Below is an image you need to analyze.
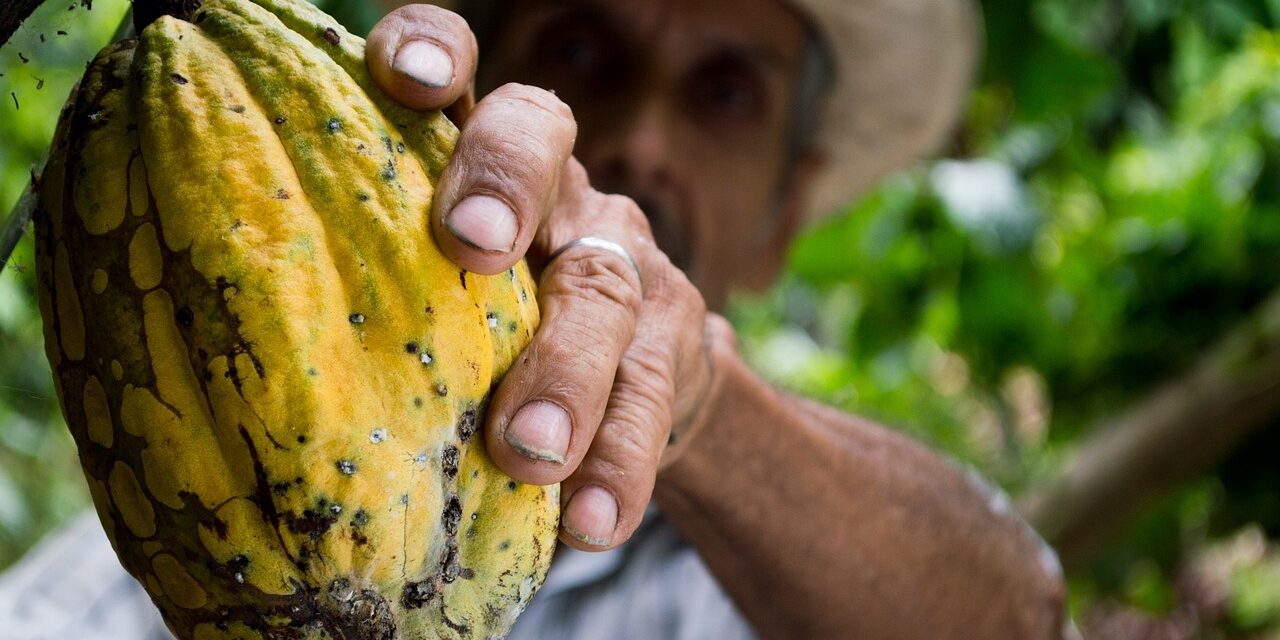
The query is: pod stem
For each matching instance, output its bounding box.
[132,0,202,32]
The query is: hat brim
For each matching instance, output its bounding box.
[791,0,981,218]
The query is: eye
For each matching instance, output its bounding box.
[533,16,617,83]
[686,57,767,124]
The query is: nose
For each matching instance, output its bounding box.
[579,97,676,195]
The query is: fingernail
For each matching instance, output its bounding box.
[563,486,617,547]
[446,195,518,253]
[393,40,455,89]
[505,401,570,464]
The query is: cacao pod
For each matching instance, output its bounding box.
[32,0,558,638]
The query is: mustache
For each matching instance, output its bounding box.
[623,194,693,274]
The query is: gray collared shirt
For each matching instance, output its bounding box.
[0,509,755,639]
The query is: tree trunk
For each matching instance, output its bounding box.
[1018,292,1280,570]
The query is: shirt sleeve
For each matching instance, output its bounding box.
[507,512,758,640]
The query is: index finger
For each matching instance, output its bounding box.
[366,4,478,111]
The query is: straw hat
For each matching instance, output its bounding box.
[790,0,980,217]
[387,0,981,218]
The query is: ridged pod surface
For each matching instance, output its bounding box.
[32,0,557,638]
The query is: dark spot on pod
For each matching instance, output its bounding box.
[323,27,341,46]
[307,367,318,377]
[357,192,370,202]
[472,470,479,479]
[383,137,394,154]
[175,306,194,327]
[471,512,479,521]
[401,580,436,609]
[405,341,418,354]
[274,116,287,125]
[508,321,518,333]
[397,142,406,154]
[327,117,342,133]
[271,481,291,495]
[413,397,423,408]
[170,73,188,84]
[459,270,468,289]
[436,383,448,397]
[286,504,339,540]
[353,509,370,526]
[57,30,67,36]
[459,568,475,580]
[297,435,307,444]
[498,540,510,551]
[275,188,290,200]
[442,494,462,535]
[382,160,397,181]
[507,480,517,491]
[441,541,461,583]
[226,555,250,584]
[457,407,477,443]
[336,459,357,475]
[229,104,246,114]
[425,306,434,315]
[442,445,459,478]
[349,313,365,324]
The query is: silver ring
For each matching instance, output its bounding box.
[548,237,643,288]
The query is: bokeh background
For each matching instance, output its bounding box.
[2,0,1280,637]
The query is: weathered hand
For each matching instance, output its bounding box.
[367,5,730,551]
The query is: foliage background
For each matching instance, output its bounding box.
[2,0,1280,636]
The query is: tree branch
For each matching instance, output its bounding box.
[1019,291,1280,571]
[0,0,44,47]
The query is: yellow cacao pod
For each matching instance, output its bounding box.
[32,1,557,638]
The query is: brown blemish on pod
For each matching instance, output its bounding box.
[457,405,477,442]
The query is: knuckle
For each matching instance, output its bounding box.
[546,249,643,315]
[618,346,676,413]
[599,192,653,236]
[492,83,577,134]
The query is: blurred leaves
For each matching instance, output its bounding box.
[733,0,1280,633]
[0,0,128,574]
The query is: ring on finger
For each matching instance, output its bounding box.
[548,237,643,289]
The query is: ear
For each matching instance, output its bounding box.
[740,150,828,291]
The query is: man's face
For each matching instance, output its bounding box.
[476,0,813,309]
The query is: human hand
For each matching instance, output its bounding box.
[366,5,733,551]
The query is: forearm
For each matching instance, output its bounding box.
[654,348,1069,640]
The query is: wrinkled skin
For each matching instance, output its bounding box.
[366,1,1072,638]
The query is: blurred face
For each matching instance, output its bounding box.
[476,0,816,309]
